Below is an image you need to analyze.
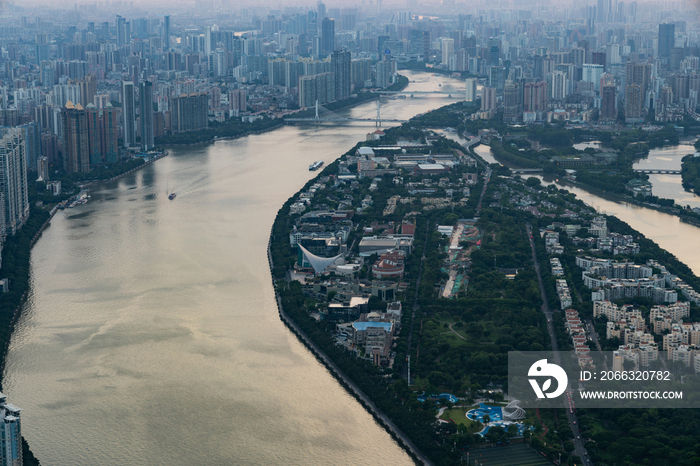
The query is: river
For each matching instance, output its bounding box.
[4,71,466,466]
[468,140,700,275]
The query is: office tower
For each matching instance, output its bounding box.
[375,60,392,88]
[658,23,675,58]
[480,86,496,111]
[488,37,501,66]
[116,15,127,45]
[122,81,135,148]
[317,1,326,20]
[205,26,213,56]
[409,29,430,60]
[331,49,351,100]
[100,103,119,163]
[321,18,335,56]
[465,77,477,102]
[85,104,101,166]
[171,93,208,133]
[524,81,548,113]
[583,64,605,92]
[0,129,29,235]
[0,393,22,466]
[62,101,91,174]
[601,84,617,119]
[140,81,154,152]
[163,15,170,50]
[571,47,585,68]
[35,33,49,64]
[625,83,643,123]
[441,38,454,65]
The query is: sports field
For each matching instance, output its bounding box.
[465,444,552,466]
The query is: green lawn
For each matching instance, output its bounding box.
[440,407,483,433]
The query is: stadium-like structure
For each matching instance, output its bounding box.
[297,244,343,274]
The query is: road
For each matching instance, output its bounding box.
[404,219,431,384]
[526,223,592,466]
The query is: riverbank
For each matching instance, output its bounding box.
[0,201,58,466]
[476,139,700,226]
[266,235,432,466]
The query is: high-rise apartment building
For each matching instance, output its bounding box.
[121,81,136,148]
[0,393,22,466]
[480,86,496,111]
[625,83,644,123]
[441,38,454,65]
[524,81,548,113]
[62,101,91,174]
[140,81,154,152]
[171,93,208,133]
[86,103,101,165]
[601,84,617,120]
[228,89,247,114]
[100,103,119,163]
[0,128,29,236]
[465,77,477,102]
[331,49,351,100]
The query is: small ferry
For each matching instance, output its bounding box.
[309,161,324,171]
[168,193,177,200]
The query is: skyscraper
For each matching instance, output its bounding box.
[441,38,454,65]
[62,101,91,174]
[321,18,335,56]
[163,15,171,50]
[139,81,154,152]
[658,23,675,59]
[0,128,29,235]
[601,84,617,120]
[0,393,22,466]
[465,78,477,102]
[331,49,351,100]
[122,81,135,148]
[100,103,119,163]
[86,103,102,166]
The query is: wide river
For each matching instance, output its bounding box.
[4,71,466,465]
[469,140,700,275]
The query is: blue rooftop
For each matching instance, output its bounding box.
[352,322,393,331]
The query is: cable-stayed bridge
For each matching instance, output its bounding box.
[284,100,408,126]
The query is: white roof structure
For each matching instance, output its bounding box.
[298,244,343,274]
